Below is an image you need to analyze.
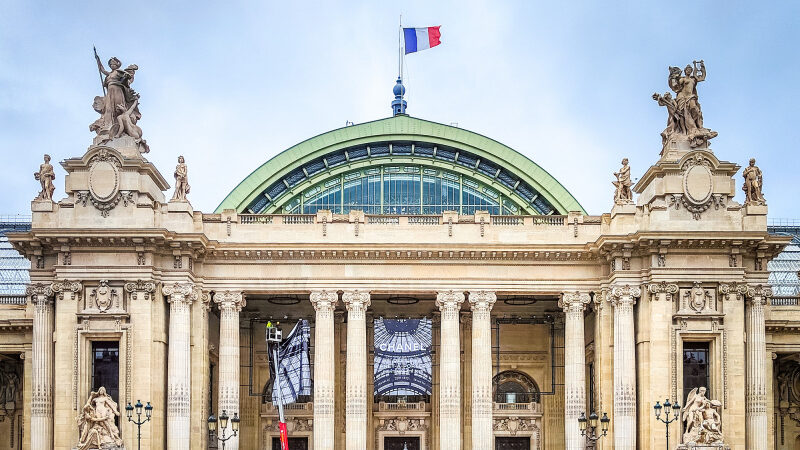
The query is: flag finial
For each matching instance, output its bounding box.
[391,77,407,116]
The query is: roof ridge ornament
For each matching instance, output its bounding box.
[391,77,407,116]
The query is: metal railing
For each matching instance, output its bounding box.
[771,297,800,307]
[0,295,26,305]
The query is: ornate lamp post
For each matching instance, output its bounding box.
[125,400,152,450]
[654,398,681,450]
[208,410,240,450]
[578,411,610,446]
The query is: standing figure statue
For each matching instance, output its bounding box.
[172,155,191,201]
[90,49,149,153]
[76,387,123,450]
[683,387,724,444]
[653,60,717,150]
[34,154,56,200]
[612,158,633,205]
[742,158,766,205]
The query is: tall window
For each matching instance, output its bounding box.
[683,342,710,402]
[92,341,120,402]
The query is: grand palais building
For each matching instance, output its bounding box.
[0,61,799,450]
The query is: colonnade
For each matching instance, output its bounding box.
[24,282,773,449]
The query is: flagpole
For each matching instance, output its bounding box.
[398,15,403,82]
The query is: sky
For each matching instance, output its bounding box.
[1,1,798,218]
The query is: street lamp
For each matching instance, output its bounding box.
[578,411,610,446]
[654,398,681,450]
[125,400,152,450]
[208,410,240,450]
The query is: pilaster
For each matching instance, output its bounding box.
[560,291,590,450]
[745,284,770,450]
[437,290,464,450]
[163,282,196,450]
[51,280,82,450]
[342,290,370,450]
[609,284,640,450]
[123,280,157,450]
[26,282,54,450]
[310,289,338,450]
[468,290,496,450]
[643,282,678,449]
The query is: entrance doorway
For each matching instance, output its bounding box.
[271,437,308,450]
[384,436,420,450]
[496,436,530,450]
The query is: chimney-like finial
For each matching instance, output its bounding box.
[391,77,407,116]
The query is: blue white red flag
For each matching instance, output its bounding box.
[403,26,441,54]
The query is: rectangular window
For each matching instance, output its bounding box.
[683,341,710,402]
[588,362,595,412]
[92,341,120,403]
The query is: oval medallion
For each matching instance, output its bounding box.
[88,160,119,202]
[683,164,713,205]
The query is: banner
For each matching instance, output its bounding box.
[269,319,312,406]
[373,318,432,396]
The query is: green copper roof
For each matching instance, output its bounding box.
[215,115,585,214]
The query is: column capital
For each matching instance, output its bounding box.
[745,284,772,306]
[559,291,591,312]
[646,281,678,296]
[468,291,496,312]
[162,282,197,304]
[342,290,371,312]
[310,289,339,312]
[124,280,156,300]
[608,284,641,306]
[719,282,748,300]
[26,282,53,305]
[51,280,82,301]
[436,290,465,312]
[214,290,245,311]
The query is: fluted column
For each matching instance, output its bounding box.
[27,282,54,450]
[561,291,590,450]
[342,290,370,450]
[746,284,770,450]
[215,291,245,449]
[437,290,465,450]
[52,280,82,449]
[163,282,196,450]
[311,290,338,450]
[469,291,496,450]
[609,285,640,450]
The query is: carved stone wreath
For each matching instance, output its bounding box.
[76,149,135,217]
[668,154,727,220]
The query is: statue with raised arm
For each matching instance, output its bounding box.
[34,154,56,200]
[171,155,191,201]
[612,158,633,205]
[683,387,724,444]
[76,387,123,449]
[742,158,766,205]
[654,60,717,150]
[91,49,149,153]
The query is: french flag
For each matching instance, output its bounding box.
[403,26,441,54]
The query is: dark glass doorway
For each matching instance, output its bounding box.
[496,436,530,450]
[271,437,308,450]
[384,437,420,450]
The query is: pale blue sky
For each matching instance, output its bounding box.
[1,1,798,217]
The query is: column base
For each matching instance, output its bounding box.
[72,446,126,450]
[676,445,730,450]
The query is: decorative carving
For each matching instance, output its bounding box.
[559,291,590,312]
[214,290,245,311]
[653,60,717,150]
[436,290,465,319]
[171,155,190,201]
[33,154,56,201]
[77,387,123,450]
[162,282,197,305]
[609,284,641,306]
[469,290,497,314]
[647,282,679,302]
[342,289,371,313]
[89,280,118,312]
[613,158,633,205]
[26,283,53,305]
[310,290,338,316]
[51,280,82,301]
[493,416,533,435]
[742,158,766,206]
[683,387,723,444]
[76,149,135,217]
[682,282,713,313]
[123,280,156,300]
[91,50,149,153]
[263,417,313,433]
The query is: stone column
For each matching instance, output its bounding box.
[215,291,245,449]
[163,282,196,450]
[560,291,590,450]
[745,284,771,450]
[469,291,496,450]
[609,285,640,450]
[310,290,339,450]
[342,290,370,450]
[26,282,54,450]
[437,290,465,450]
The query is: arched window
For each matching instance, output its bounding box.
[493,370,540,404]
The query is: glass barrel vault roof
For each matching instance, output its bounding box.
[0,216,31,301]
[768,225,800,298]
[216,115,586,215]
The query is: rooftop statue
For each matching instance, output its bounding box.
[612,158,633,205]
[33,154,56,201]
[682,387,723,445]
[742,158,766,206]
[653,60,718,151]
[171,155,191,201]
[76,387,123,450]
[90,48,150,154]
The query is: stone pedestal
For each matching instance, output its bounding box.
[343,290,370,450]
[310,290,338,450]
[469,291,496,450]
[215,291,245,450]
[437,290,465,450]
